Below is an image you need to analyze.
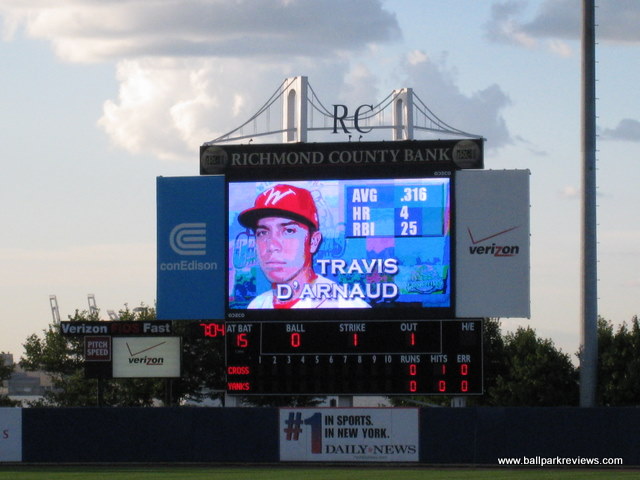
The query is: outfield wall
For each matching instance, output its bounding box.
[22,408,277,463]
[2,407,638,464]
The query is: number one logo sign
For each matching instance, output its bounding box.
[283,411,323,454]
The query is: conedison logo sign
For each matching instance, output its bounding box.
[161,222,218,271]
[170,223,206,255]
[467,226,521,257]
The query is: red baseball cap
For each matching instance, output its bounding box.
[238,184,319,230]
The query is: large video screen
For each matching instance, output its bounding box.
[227,176,452,320]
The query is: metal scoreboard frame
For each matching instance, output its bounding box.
[157,139,530,396]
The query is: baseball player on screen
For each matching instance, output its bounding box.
[238,184,370,309]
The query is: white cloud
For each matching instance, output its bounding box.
[515,0,580,41]
[486,0,640,49]
[400,51,512,149]
[407,49,429,66]
[547,39,572,57]
[485,1,537,48]
[98,58,240,162]
[339,63,380,107]
[1,0,402,160]
[600,119,640,142]
[97,58,359,161]
[0,0,401,63]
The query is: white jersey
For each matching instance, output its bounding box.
[247,274,371,309]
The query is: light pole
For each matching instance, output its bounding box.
[580,0,598,407]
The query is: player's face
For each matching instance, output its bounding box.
[255,217,319,284]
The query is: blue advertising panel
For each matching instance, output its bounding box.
[156,176,225,320]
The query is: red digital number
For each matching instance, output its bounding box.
[409,364,417,376]
[438,380,447,392]
[201,322,225,338]
[460,363,469,376]
[290,332,301,348]
[352,333,358,347]
[236,333,249,348]
[409,380,418,392]
[461,380,469,392]
[410,332,415,346]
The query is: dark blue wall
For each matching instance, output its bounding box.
[420,407,639,464]
[20,407,640,464]
[22,407,278,463]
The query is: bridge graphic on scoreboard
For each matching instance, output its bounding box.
[203,76,482,145]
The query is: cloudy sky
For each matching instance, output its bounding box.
[1,0,638,360]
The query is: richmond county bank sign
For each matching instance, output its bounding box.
[200,139,483,174]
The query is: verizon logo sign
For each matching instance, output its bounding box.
[126,340,166,365]
[467,226,521,257]
[455,169,530,318]
[112,337,180,378]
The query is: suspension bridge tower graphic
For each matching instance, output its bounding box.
[201,75,483,148]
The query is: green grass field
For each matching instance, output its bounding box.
[0,466,637,480]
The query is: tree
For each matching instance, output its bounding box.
[597,315,640,406]
[489,326,578,406]
[21,309,90,406]
[0,353,19,407]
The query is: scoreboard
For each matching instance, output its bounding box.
[155,140,512,397]
[222,165,475,395]
[197,319,483,395]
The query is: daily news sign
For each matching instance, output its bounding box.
[279,408,419,462]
